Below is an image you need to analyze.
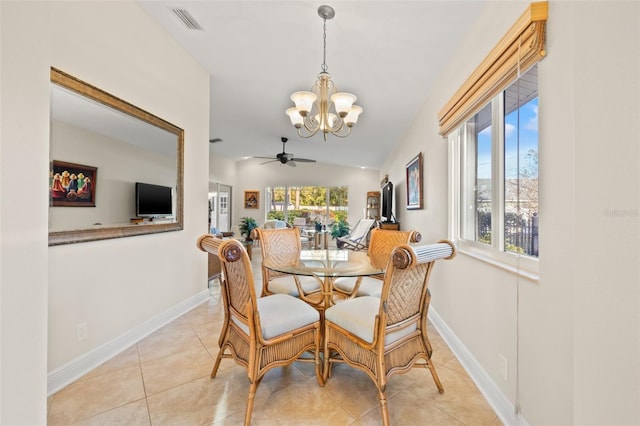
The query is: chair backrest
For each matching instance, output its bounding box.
[263,219,288,229]
[254,227,303,282]
[292,217,307,227]
[197,235,257,325]
[367,228,421,269]
[346,218,376,242]
[379,241,456,329]
[255,227,302,256]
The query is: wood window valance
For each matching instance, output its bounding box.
[438,2,548,136]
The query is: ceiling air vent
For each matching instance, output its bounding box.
[171,8,203,31]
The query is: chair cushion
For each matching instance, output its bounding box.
[326,296,416,345]
[333,276,383,297]
[232,294,319,339]
[268,275,321,296]
[257,294,319,339]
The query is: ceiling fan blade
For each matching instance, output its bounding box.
[256,137,315,166]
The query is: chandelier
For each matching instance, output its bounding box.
[285,5,362,141]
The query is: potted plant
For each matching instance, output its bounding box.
[239,216,258,241]
[331,218,350,248]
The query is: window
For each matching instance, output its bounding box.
[439,3,546,277]
[460,102,493,245]
[504,69,538,257]
[450,65,538,274]
[265,186,349,226]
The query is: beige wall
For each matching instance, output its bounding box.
[209,152,237,187]
[567,3,639,424]
[1,2,209,423]
[1,2,51,423]
[382,1,640,425]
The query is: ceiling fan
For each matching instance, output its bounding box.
[254,137,316,167]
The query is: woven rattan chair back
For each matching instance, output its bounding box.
[367,228,421,269]
[255,227,303,294]
[381,241,456,328]
[332,229,422,299]
[197,235,255,327]
[256,227,302,255]
[382,253,429,326]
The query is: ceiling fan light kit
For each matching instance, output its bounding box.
[285,5,362,141]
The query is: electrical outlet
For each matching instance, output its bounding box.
[499,354,508,381]
[76,322,88,342]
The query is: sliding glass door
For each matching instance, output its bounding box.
[266,185,348,226]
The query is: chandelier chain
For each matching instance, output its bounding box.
[322,18,328,72]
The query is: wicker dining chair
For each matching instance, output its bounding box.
[333,228,421,298]
[197,235,323,426]
[253,227,321,298]
[323,241,456,426]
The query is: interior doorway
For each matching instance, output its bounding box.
[208,182,232,234]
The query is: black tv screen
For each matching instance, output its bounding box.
[135,182,173,218]
[381,181,393,222]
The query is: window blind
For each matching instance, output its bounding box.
[438,2,548,136]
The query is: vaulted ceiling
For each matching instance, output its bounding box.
[137,1,488,169]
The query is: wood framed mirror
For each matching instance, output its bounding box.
[49,68,184,246]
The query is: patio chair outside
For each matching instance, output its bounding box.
[262,219,288,229]
[323,241,456,426]
[292,217,312,248]
[197,235,323,426]
[336,218,376,251]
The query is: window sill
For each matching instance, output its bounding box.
[457,243,539,283]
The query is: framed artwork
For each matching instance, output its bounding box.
[50,160,97,207]
[406,153,423,210]
[244,190,259,209]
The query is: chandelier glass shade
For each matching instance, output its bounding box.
[286,5,362,141]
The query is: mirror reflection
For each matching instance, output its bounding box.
[49,68,184,246]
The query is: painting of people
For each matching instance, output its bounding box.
[244,190,259,209]
[50,160,97,207]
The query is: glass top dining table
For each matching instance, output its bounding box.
[263,249,384,309]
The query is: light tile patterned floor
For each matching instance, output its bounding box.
[47,244,503,425]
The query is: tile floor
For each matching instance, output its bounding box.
[47,244,503,425]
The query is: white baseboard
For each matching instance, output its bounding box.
[428,308,530,426]
[47,289,210,396]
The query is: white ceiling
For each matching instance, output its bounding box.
[51,84,178,157]
[136,1,488,169]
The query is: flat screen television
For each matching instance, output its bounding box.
[135,182,173,218]
[381,181,393,222]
